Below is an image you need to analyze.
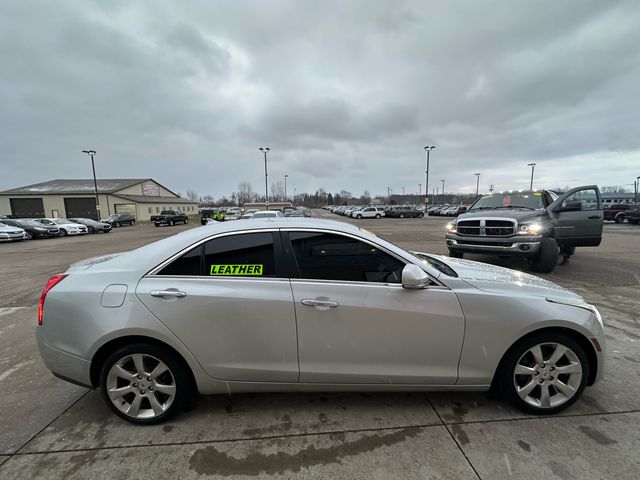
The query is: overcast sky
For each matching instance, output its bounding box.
[1,0,639,199]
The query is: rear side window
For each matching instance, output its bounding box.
[204,232,276,277]
[289,231,405,283]
[158,245,202,275]
[157,232,277,277]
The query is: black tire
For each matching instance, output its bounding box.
[497,332,589,414]
[24,231,33,240]
[154,223,160,227]
[184,218,188,224]
[448,249,463,258]
[115,222,121,228]
[399,213,405,218]
[528,237,558,273]
[99,343,191,425]
[375,214,381,219]
[356,214,362,219]
[169,219,175,226]
[614,214,625,224]
[59,229,67,237]
[418,213,424,218]
[131,220,136,225]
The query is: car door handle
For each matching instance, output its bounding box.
[150,290,187,298]
[301,299,339,308]
[588,215,601,219]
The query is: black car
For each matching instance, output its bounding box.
[1,219,60,239]
[69,218,112,233]
[102,214,136,227]
[386,205,424,218]
[625,204,640,225]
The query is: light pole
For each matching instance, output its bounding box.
[293,187,296,204]
[402,186,405,196]
[418,183,422,196]
[259,147,270,209]
[636,176,640,204]
[82,150,99,219]
[528,163,536,191]
[474,173,480,196]
[441,179,445,206]
[424,146,435,207]
[284,174,288,203]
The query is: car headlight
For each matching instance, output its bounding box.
[446,222,457,233]
[34,227,47,231]
[518,223,543,235]
[546,298,604,327]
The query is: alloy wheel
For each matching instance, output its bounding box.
[513,342,582,409]
[106,353,177,420]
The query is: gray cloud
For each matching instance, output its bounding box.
[1,0,639,199]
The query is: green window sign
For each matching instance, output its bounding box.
[210,264,263,276]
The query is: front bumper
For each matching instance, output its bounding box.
[446,233,542,255]
[0,233,25,241]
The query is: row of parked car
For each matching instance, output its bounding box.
[200,207,311,224]
[427,205,469,217]
[0,213,137,242]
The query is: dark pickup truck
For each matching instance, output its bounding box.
[445,186,603,273]
[603,203,635,223]
[625,204,640,225]
[151,210,189,227]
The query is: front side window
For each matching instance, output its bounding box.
[562,188,599,211]
[290,231,405,283]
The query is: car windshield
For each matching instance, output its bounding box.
[469,192,544,210]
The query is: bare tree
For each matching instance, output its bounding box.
[237,182,255,205]
[185,189,199,201]
[270,181,285,202]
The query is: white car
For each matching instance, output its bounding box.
[0,222,26,242]
[249,210,284,219]
[34,218,88,236]
[352,207,385,219]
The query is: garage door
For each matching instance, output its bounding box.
[114,203,136,216]
[64,198,98,220]
[10,198,45,218]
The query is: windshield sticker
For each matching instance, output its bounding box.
[210,264,263,276]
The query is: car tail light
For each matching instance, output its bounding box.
[38,274,67,326]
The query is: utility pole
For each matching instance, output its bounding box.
[418,183,422,196]
[402,186,405,196]
[259,147,270,209]
[441,179,445,206]
[489,184,495,193]
[81,150,99,219]
[635,176,639,204]
[424,146,435,207]
[528,163,536,191]
[474,173,480,196]
[284,174,288,203]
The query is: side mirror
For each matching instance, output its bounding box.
[402,264,430,289]
[555,201,582,212]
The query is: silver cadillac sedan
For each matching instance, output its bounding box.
[36,218,605,424]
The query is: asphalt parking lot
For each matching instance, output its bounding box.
[1,212,639,479]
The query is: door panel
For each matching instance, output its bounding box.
[549,186,603,246]
[291,281,465,384]
[136,277,299,382]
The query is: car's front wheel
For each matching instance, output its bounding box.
[59,229,67,237]
[528,237,558,273]
[499,332,588,414]
[100,343,190,424]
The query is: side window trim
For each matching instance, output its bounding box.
[281,228,408,283]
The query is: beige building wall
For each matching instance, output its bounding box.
[116,180,177,197]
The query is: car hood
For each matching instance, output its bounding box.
[458,209,546,222]
[421,254,583,301]
[0,224,24,232]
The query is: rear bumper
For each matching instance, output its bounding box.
[446,233,542,255]
[36,330,92,388]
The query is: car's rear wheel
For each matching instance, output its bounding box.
[184,218,188,224]
[100,343,189,424]
[399,213,405,218]
[115,222,121,228]
[418,213,424,218]
[154,223,160,227]
[375,214,381,219]
[615,214,625,224]
[88,226,95,234]
[356,214,362,219]
[528,237,558,273]
[499,333,588,414]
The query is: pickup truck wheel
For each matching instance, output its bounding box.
[418,213,424,218]
[154,223,160,227]
[448,249,463,258]
[184,218,188,224]
[528,238,558,273]
[169,219,175,226]
[614,214,625,224]
[115,222,121,228]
